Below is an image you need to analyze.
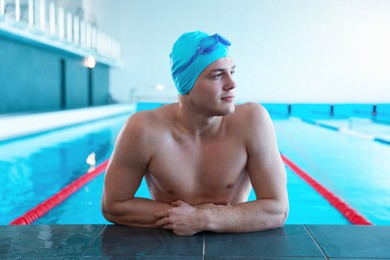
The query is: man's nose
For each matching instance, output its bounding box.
[224,73,236,90]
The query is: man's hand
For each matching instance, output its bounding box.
[155,200,208,236]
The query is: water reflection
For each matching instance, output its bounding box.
[0,116,126,224]
[99,225,203,257]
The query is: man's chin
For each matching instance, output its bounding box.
[226,103,236,114]
[218,106,235,116]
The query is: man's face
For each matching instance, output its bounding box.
[188,57,236,116]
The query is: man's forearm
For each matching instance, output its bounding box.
[102,197,173,228]
[202,199,288,233]
[155,199,288,235]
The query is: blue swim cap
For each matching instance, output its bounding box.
[170,31,231,95]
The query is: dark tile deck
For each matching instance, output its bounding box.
[0,225,389,259]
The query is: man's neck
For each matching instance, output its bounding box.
[174,103,224,141]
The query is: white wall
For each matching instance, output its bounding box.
[84,0,390,104]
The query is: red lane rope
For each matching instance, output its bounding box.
[10,159,109,225]
[281,154,372,225]
[10,154,372,225]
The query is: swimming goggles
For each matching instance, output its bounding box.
[172,33,231,79]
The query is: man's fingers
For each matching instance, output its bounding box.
[154,209,169,218]
[155,217,170,227]
[171,200,186,207]
[161,224,173,230]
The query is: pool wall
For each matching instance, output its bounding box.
[136,102,390,122]
[0,33,111,114]
[0,103,135,143]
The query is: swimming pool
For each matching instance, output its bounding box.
[1,105,390,225]
[0,115,126,224]
[275,118,390,225]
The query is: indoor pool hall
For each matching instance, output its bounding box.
[1,0,390,259]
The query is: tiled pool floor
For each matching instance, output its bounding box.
[1,225,389,259]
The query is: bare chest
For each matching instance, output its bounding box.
[145,136,250,205]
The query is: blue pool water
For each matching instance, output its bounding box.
[0,115,126,224]
[275,119,390,225]
[1,106,390,225]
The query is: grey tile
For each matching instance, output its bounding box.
[329,258,390,260]
[205,225,326,258]
[306,225,390,258]
[81,257,202,260]
[0,225,103,258]
[5,256,80,260]
[84,225,203,257]
[206,257,326,260]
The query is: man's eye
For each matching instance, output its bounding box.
[213,73,223,78]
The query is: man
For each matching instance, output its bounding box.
[102,31,288,236]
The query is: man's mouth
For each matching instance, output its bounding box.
[221,95,235,102]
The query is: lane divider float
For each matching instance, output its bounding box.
[281,154,372,225]
[300,117,390,146]
[11,153,373,225]
[10,160,109,225]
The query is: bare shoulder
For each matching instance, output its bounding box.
[124,104,174,132]
[117,104,175,149]
[235,102,268,114]
[232,102,272,128]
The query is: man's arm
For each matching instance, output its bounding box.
[155,103,288,235]
[101,112,173,227]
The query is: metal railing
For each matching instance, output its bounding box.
[0,0,121,63]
